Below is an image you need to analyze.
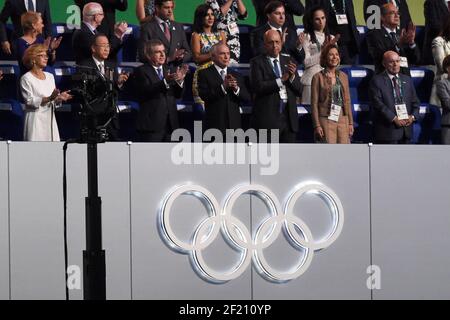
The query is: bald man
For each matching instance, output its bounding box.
[198,44,250,134]
[366,3,420,75]
[250,29,302,143]
[369,51,420,144]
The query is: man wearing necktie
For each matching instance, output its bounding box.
[138,0,191,66]
[0,0,53,55]
[370,51,420,144]
[363,0,412,30]
[250,29,303,143]
[198,43,250,135]
[133,39,188,142]
[75,34,130,141]
[366,3,420,76]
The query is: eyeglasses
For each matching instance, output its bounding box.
[386,11,401,17]
[95,44,111,48]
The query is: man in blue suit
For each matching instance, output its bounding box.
[369,50,420,144]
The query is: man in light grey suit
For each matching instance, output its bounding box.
[138,0,191,65]
[369,51,420,144]
[436,55,450,144]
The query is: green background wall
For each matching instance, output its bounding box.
[0,0,426,26]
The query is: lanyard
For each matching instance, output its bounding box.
[326,71,343,105]
[330,0,346,15]
[392,76,405,103]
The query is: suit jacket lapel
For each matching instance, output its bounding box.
[18,0,26,12]
[152,20,170,48]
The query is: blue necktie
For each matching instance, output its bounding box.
[273,59,281,78]
[28,0,35,11]
[157,67,163,80]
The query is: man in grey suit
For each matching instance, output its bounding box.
[436,55,450,144]
[370,51,420,144]
[138,0,191,65]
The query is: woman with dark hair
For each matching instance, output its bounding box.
[311,44,353,143]
[430,19,450,106]
[191,4,226,105]
[16,11,62,75]
[436,55,450,144]
[20,44,72,141]
[206,0,247,64]
[299,6,338,104]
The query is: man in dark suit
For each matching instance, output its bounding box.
[370,51,420,144]
[75,0,128,39]
[0,0,52,55]
[250,29,302,143]
[75,34,130,141]
[198,43,250,135]
[423,0,450,65]
[366,3,420,76]
[72,2,127,64]
[133,39,188,142]
[305,0,359,64]
[138,0,191,65]
[363,0,412,31]
[252,0,305,30]
[251,1,304,65]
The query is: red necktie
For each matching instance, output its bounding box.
[163,22,171,42]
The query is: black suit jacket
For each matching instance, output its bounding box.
[423,0,450,64]
[370,71,420,142]
[75,0,128,38]
[198,65,250,132]
[250,54,302,132]
[250,23,305,65]
[72,22,122,64]
[138,19,191,63]
[363,0,412,31]
[132,64,183,133]
[252,0,305,30]
[0,0,52,42]
[305,0,359,52]
[366,27,421,75]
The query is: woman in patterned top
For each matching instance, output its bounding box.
[191,4,227,105]
[205,0,247,64]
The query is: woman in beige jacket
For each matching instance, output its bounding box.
[311,44,353,143]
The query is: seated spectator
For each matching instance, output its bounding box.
[198,43,250,134]
[299,5,338,104]
[75,0,128,39]
[369,51,420,144]
[132,39,188,142]
[191,4,227,106]
[311,44,353,143]
[138,0,191,64]
[366,3,420,76]
[0,69,3,80]
[250,1,304,65]
[423,0,450,65]
[136,0,174,24]
[0,0,52,56]
[305,0,360,65]
[206,0,248,64]
[20,44,72,141]
[430,19,450,106]
[72,2,127,64]
[16,11,61,75]
[363,0,412,31]
[436,55,450,144]
[252,0,305,30]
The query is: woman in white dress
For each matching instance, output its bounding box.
[298,6,339,105]
[430,19,450,106]
[20,44,72,141]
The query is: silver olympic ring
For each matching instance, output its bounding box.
[159,183,344,283]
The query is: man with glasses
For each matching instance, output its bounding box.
[72,2,127,64]
[366,3,420,76]
[363,0,412,31]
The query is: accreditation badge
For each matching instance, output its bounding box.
[336,14,348,25]
[395,104,409,120]
[228,22,239,36]
[328,104,342,122]
[399,56,409,68]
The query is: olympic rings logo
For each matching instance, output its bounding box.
[158,183,344,283]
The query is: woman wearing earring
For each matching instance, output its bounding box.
[20,44,72,141]
[311,44,353,144]
[191,4,227,106]
[16,12,61,75]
